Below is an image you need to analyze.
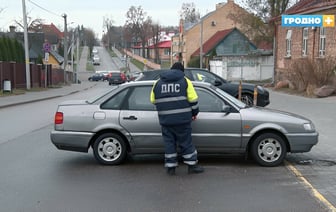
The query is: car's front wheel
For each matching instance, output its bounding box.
[250,133,287,167]
[93,133,127,165]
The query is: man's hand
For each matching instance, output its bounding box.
[192,116,197,121]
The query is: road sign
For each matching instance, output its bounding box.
[43,42,51,52]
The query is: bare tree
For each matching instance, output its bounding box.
[125,6,152,57]
[242,0,291,22]
[151,22,161,63]
[227,0,293,45]
[14,17,45,32]
[179,3,200,24]
[103,16,114,50]
[83,27,96,53]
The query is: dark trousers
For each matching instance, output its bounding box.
[161,123,198,168]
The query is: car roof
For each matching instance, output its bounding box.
[135,68,211,81]
[122,79,211,88]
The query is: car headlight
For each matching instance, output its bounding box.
[303,123,314,131]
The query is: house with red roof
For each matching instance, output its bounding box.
[41,23,64,52]
[190,27,273,81]
[131,31,173,64]
[172,0,256,67]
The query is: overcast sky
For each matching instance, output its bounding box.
[0,0,242,37]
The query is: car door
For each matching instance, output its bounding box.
[119,85,164,151]
[192,87,242,150]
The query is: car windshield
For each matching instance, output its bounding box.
[86,87,119,104]
[211,85,246,108]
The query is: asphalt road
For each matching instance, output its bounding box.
[0,82,332,212]
[0,46,335,211]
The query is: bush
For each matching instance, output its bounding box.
[288,57,336,93]
[0,36,25,62]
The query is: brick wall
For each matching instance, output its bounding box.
[182,1,247,66]
[275,8,336,81]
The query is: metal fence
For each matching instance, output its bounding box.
[210,55,274,82]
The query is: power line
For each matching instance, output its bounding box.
[27,0,62,18]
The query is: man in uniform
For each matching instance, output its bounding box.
[150,62,204,175]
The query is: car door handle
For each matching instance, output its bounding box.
[123,115,138,120]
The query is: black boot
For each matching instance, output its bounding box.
[188,165,204,174]
[166,167,176,176]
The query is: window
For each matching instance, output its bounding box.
[196,88,225,112]
[164,48,170,56]
[191,70,217,84]
[302,28,308,56]
[319,27,326,57]
[127,86,155,111]
[285,30,292,57]
[101,89,129,110]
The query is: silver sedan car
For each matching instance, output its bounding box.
[50,81,318,167]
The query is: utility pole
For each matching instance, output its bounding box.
[76,27,79,84]
[200,19,203,69]
[62,13,68,84]
[22,0,30,89]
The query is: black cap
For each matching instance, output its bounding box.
[171,62,184,72]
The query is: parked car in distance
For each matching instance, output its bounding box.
[50,81,318,167]
[93,55,100,65]
[92,48,98,54]
[95,70,110,81]
[88,73,104,81]
[136,68,270,107]
[127,71,142,81]
[107,71,127,85]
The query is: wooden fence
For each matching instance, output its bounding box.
[0,61,73,90]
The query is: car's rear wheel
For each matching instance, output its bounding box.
[93,133,127,165]
[250,133,287,167]
[241,93,253,106]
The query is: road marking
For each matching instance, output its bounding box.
[285,161,336,212]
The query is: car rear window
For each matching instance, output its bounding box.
[86,87,119,104]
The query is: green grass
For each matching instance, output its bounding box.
[131,58,145,70]
[109,49,118,57]
[86,61,94,71]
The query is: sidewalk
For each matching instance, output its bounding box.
[0,46,95,109]
[0,81,96,109]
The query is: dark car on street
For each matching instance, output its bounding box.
[88,73,104,81]
[108,71,127,85]
[136,68,270,107]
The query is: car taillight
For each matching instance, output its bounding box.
[121,74,126,80]
[55,112,63,124]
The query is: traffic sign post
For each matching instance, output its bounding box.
[43,42,50,88]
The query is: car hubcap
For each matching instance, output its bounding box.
[257,138,282,162]
[98,138,121,161]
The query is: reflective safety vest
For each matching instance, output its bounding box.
[150,73,199,126]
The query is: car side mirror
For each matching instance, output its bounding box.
[222,105,231,113]
[214,80,222,86]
